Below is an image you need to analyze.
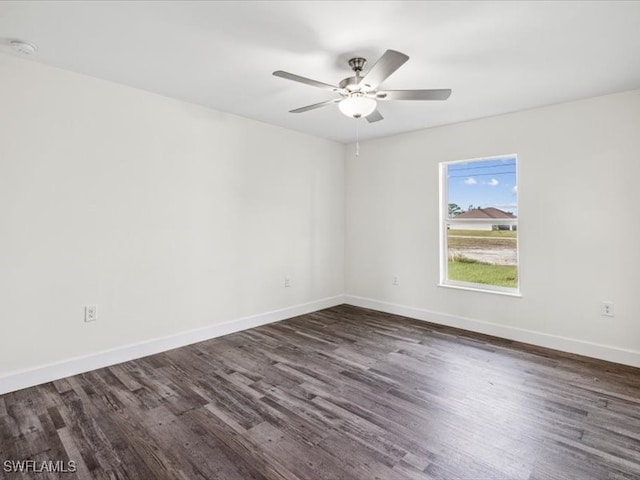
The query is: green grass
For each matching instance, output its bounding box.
[446,228,518,288]
[448,229,517,238]
[448,259,518,288]
[448,235,516,249]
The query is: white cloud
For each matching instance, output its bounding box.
[486,178,499,186]
[512,185,518,195]
[464,177,477,185]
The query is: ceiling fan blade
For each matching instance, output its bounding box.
[289,98,340,114]
[366,109,384,123]
[273,71,339,91]
[359,50,409,90]
[377,89,452,101]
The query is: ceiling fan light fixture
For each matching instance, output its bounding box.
[338,95,377,119]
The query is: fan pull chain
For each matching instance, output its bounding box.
[355,117,360,157]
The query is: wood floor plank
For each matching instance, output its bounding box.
[0,397,7,419]
[1,304,640,479]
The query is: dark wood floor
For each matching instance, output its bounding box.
[1,305,640,480]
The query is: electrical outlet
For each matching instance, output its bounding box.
[284,277,291,288]
[85,305,97,322]
[392,276,399,286]
[601,301,614,317]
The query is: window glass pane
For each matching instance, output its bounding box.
[447,157,517,218]
[446,226,518,288]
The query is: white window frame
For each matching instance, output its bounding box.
[439,154,520,296]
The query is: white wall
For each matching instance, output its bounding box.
[0,53,344,379]
[346,89,640,365]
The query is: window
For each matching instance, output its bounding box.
[439,155,518,294]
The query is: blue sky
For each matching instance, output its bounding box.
[447,157,517,215]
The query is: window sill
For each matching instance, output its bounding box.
[438,283,522,297]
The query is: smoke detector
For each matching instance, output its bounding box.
[10,40,37,55]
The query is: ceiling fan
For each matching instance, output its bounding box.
[273,49,451,123]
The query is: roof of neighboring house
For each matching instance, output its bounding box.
[453,207,516,219]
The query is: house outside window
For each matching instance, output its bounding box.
[440,155,519,294]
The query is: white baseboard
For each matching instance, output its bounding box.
[344,295,640,368]
[0,295,345,395]
[4,294,637,396]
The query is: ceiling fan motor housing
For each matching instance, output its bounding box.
[339,76,362,91]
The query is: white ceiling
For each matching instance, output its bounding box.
[1,1,640,143]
